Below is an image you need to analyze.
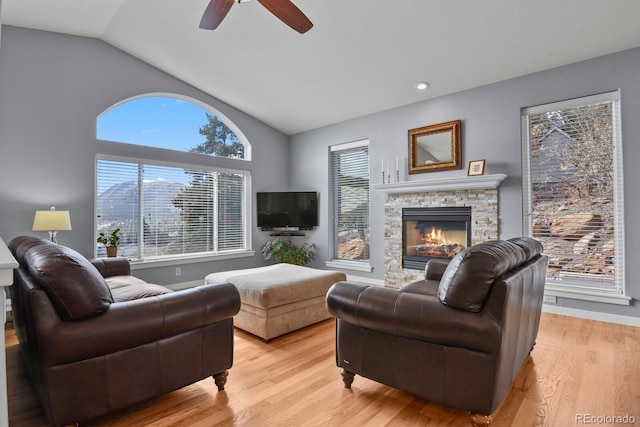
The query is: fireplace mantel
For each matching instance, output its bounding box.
[373,173,507,194]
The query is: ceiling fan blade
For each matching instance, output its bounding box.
[199,0,235,30]
[257,0,313,34]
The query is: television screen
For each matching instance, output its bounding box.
[257,192,318,229]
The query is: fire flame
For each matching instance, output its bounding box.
[416,226,465,258]
[423,227,450,245]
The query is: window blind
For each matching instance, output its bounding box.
[330,140,370,261]
[521,91,624,294]
[217,172,247,251]
[96,157,249,260]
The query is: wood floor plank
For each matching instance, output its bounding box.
[7,312,640,426]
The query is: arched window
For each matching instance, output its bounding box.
[95,95,252,262]
[97,95,249,159]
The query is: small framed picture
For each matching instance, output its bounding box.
[467,159,486,176]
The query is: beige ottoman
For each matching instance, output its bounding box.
[204,264,346,341]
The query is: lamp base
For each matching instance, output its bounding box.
[48,231,58,244]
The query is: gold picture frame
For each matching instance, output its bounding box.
[467,159,486,176]
[408,120,461,174]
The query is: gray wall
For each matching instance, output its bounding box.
[1,22,639,319]
[0,25,289,285]
[290,47,640,319]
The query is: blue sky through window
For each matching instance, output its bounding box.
[97,97,210,151]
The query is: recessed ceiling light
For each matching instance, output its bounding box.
[415,82,430,90]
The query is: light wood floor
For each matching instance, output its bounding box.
[6,312,640,426]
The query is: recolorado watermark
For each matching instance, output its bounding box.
[575,413,636,424]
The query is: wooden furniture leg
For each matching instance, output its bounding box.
[341,369,355,388]
[213,370,229,390]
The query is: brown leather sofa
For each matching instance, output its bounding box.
[326,237,547,425]
[8,236,241,427]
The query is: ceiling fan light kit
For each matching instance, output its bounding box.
[200,0,313,34]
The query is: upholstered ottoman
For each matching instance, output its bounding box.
[205,264,346,341]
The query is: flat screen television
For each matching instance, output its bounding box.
[257,191,318,230]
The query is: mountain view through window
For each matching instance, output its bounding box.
[96,96,250,260]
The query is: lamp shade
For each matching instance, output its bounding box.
[32,210,72,231]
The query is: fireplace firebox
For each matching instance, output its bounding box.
[402,207,472,270]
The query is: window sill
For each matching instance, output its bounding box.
[325,259,373,273]
[129,250,255,270]
[544,284,631,306]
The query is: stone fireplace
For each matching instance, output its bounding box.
[374,174,506,288]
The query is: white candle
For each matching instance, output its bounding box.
[387,160,390,176]
[396,157,399,172]
[381,158,384,173]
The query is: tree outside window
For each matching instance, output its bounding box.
[523,92,623,293]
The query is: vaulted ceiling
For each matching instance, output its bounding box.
[3,0,640,135]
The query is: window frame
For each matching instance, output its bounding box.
[95,154,253,267]
[326,139,372,273]
[95,94,254,267]
[521,91,629,305]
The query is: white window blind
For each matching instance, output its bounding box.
[330,140,370,262]
[217,172,247,251]
[522,91,624,294]
[96,157,249,261]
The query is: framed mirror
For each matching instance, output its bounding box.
[408,120,461,174]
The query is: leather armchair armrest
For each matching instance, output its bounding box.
[39,282,240,366]
[424,258,450,281]
[91,257,131,277]
[326,281,500,354]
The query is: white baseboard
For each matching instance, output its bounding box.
[165,280,203,291]
[345,274,385,286]
[542,303,640,327]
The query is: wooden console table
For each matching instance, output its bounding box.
[0,237,18,426]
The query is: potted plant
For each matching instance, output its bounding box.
[262,239,317,266]
[97,228,121,257]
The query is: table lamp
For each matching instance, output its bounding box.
[32,207,72,243]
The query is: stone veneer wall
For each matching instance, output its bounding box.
[384,189,499,288]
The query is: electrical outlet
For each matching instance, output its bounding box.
[543,295,557,304]
[175,267,181,276]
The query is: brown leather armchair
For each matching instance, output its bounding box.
[326,238,547,425]
[8,236,241,427]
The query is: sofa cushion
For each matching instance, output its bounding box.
[438,240,526,312]
[25,243,114,320]
[105,275,174,302]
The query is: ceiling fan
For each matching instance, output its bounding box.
[200,0,313,34]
